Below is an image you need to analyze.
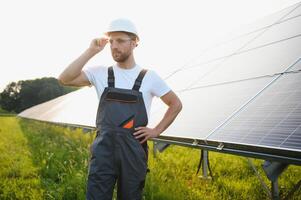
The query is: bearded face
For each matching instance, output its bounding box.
[111,47,132,62]
[108,32,136,63]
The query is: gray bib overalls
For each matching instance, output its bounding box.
[87,66,148,200]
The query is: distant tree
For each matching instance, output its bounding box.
[0,77,78,113]
[0,82,21,112]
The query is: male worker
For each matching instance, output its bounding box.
[58,18,182,200]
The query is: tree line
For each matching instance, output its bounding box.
[0,77,78,113]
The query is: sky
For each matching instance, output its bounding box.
[0,0,300,92]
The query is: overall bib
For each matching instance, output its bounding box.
[87,66,148,200]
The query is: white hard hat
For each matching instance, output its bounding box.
[105,18,139,40]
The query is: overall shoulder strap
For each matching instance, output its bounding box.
[132,69,148,91]
[107,66,115,88]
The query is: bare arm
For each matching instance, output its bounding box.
[134,90,182,143]
[58,38,108,87]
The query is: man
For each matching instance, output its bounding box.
[58,18,182,200]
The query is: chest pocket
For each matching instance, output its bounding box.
[105,91,138,103]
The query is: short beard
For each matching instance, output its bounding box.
[112,50,131,63]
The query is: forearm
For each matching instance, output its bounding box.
[133,91,182,143]
[154,102,182,136]
[59,48,97,83]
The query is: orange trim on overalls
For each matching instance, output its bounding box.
[123,119,134,129]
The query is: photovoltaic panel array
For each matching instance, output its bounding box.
[19,87,98,127]
[208,71,301,153]
[166,2,301,91]
[149,76,275,139]
[206,72,301,164]
[150,2,301,163]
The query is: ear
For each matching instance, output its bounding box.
[132,40,138,48]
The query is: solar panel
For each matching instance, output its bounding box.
[208,71,301,153]
[227,3,298,38]
[165,4,301,90]
[18,87,98,127]
[241,15,301,51]
[150,76,274,139]
[192,36,301,88]
[165,60,225,91]
[182,30,265,66]
[292,59,301,71]
[281,2,301,21]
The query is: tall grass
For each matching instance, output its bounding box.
[0,116,300,199]
[0,117,43,199]
[18,118,94,200]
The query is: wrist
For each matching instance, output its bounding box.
[154,127,163,137]
[86,48,100,56]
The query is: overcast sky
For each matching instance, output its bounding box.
[0,0,300,92]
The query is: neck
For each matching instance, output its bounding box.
[117,55,136,69]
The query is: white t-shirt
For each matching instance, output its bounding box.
[83,64,171,118]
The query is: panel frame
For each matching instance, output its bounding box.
[153,135,301,165]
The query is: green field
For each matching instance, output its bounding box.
[0,116,300,199]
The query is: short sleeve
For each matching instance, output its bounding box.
[149,70,171,97]
[82,66,107,99]
[83,66,99,86]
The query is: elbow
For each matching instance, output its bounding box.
[166,92,183,114]
[57,75,68,86]
[177,100,183,113]
[174,99,183,114]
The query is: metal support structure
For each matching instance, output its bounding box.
[262,161,288,200]
[196,150,213,180]
[202,150,209,178]
[271,180,279,200]
[247,159,301,199]
[153,141,170,158]
[153,141,157,158]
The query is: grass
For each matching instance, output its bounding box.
[0,107,15,116]
[0,116,300,199]
[18,118,94,200]
[0,116,43,199]
[0,107,9,113]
